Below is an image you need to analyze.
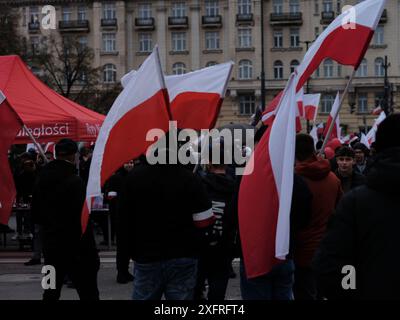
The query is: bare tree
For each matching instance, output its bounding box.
[31,36,100,104]
[0,4,25,56]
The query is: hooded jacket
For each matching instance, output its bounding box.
[294,155,342,267]
[313,147,400,299]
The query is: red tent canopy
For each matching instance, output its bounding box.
[0,55,105,144]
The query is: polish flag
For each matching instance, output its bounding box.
[360,133,370,149]
[262,89,303,132]
[365,111,386,145]
[371,105,382,115]
[303,93,321,122]
[0,91,22,225]
[323,92,341,141]
[122,62,234,130]
[166,62,233,130]
[295,0,387,91]
[310,125,319,147]
[82,47,171,231]
[239,74,297,278]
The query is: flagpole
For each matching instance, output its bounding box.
[22,124,49,164]
[319,68,357,155]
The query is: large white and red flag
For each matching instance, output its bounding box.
[295,0,387,91]
[0,90,22,225]
[82,47,171,230]
[122,62,233,130]
[366,110,386,146]
[323,92,341,141]
[238,74,297,278]
[303,93,321,122]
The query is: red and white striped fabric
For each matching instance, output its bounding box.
[366,111,386,146]
[295,0,387,91]
[166,62,233,130]
[82,47,171,231]
[303,93,321,122]
[371,105,382,115]
[239,74,297,278]
[360,133,370,149]
[122,62,233,130]
[323,92,341,141]
[310,125,319,147]
[0,90,22,225]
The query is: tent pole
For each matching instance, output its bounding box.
[22,125,49,164]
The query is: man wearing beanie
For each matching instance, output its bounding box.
[31,138,100,300]
[313,114,400,299]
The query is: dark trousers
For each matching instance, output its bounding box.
[195,253,231,300]
[43,252,100,300]
[293,266,317,300]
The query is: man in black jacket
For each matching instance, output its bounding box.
[32,139,100,300]
[313,114,400,299]
[119,153,214,300]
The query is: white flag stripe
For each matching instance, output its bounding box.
[192,208,214,221]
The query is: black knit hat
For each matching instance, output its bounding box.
[55,139,78,156]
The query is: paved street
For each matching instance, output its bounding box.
[0,251,241,300]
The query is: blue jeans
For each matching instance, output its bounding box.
[132,258,198,300]
[240,259,295,300]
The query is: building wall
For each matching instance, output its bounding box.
[8,0,400,133]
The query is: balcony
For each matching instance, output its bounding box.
[101,18,118,29]
[135,17,155,30]
[28,21,40,32]
[201,15,222,28]
[59,20,90,33]
[236,13,254,25]
[270,12,302,26]
[320,11,335,24]
[380,9,387,23]
[168,16,189,29]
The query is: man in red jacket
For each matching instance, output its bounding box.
[293,134,342,300]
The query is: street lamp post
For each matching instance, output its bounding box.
[260,0,266,112]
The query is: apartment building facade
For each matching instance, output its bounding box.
[6,0,400,134]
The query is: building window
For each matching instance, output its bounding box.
[358,93,368,113]
[29,6,39,23]
[375,92,384,107]
[290,60,299,73]
[102,33,116,52]
[238,0,252,14]
[321,94,335,113]
[323,58,334,77]
[273,30,283,48]
[238,28,252,48]
[273,0,283,14]
[238,60,253,79]
[206,61,218,67]
[78,6,87,21]
[78,36,88,50]
[103,64,116,83]
[337,0,342,13]
[138,3,152,18]
[172,32,186,51]
[323,0,333,12]
[315,27,319,38]
[239,94,256,115]
[290,28,300,47]
[172,2,186,17]
[139,33,152,52]
[337,65,342,77]
[290,0,300,13]
[373,26,384,45]
[172,62,186,75]
[314,0,319,14]
[103,2,116,19]
[274,60,284,79]
[62,6,72,21]
[30,36,40,54]
[205,0,219,16]
[315,67,320,78]
[356,59,367,77]
[205,31,220,50]
[375,57,384,76]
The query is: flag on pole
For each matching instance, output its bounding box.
[323,92,341,141]
[360,133,370,149]
[0,90,22,225]
[122,62,234,130]
[371,105,382,115]
[365,111,386,146]
[295,0,387,91]
[82,46,171,231]
[303,93,321,122]
[310,125,319,147]
[238,74,297,278]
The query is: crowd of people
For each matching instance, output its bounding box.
[3,113,400,300]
